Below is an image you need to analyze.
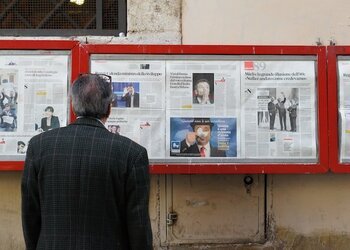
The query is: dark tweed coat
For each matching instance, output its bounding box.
[21,117,152,250]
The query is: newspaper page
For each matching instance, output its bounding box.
[91,59,166,159]
[241,60,317,160]
[0,54,68,159]
[337,59,350,162]
[166,60,241,159]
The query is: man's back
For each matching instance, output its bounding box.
[22,117,152,250]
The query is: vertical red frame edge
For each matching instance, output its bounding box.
[0,40,79,171]
[80,45,329,174]
[328,46,350,173]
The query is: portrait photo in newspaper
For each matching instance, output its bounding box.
[34,105,63,133]
[107,124,121,135]
[192,73,214,105]
[170,117,237,158]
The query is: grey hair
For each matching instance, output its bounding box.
[70,74,113,119]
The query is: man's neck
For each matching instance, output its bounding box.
[77,116,107,125]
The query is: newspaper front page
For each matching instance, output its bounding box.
[0,54,68,159]
[91,59,166,159]
[241,60,317,160]
[338,60,350,162]
[166,60,241,160]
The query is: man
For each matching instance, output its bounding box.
[193,79,213,104]
[21,74,152,250]
[17,141,26,154]
[276,92,287,131]
[1,103,16,131]
[109,124,121,135]
[288,98,298,132]
[267,96,277,130]
[179,118,226,157]
[122,83,140,107]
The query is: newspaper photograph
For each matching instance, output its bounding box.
[241,60,317,160]
[91,59,166,110]
[337,60,350,161]
[0,54,68,158]
[166,60,240,115]
[168,117,237,158]
[91,59,166,159]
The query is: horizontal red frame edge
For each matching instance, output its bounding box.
[1,162,329,174]
[150,164,329,174]
[81,44,324,55]
[0,40,79,50]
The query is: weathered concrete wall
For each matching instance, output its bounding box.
[0,172,23,250]
[266,174,350,249]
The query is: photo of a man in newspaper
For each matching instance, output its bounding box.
[112,82,140,108]
[170,117,237,157]
[192,73,214,105]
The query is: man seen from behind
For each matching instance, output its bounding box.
[21,74,152,250]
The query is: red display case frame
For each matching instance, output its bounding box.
[81,44,328,174]
[328,46,350,173]
[0,40,79,171]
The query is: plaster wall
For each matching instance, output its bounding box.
[182,0,350,45]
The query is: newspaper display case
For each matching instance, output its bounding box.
[81,45,328,174]
[0,40,79,170]
[328,46,350,172]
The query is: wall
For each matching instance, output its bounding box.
[1,0,350,249]
[182,0,350,45]
[182,0,350,249]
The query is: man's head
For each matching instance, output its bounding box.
[4,103,10,111]
[127,84,134,94]
[17,141,25,152]
[190,118,214,146]
[71,74,113,119]
[110,125,120,134]
[270,97,275,102]
[17,141,25,148]
[44,106,54,117]
[194,79,210,98]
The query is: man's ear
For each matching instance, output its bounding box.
[106,104,112,117]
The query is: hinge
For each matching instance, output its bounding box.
[167,211,178,226]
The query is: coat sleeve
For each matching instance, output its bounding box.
[125,147,153,250]
[21,140,41,250]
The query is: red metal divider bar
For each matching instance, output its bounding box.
[328,46,350,173]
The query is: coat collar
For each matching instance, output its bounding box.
[70,117,107,130]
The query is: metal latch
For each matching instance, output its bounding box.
[244,175,254,194]
[167,212,178,226]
